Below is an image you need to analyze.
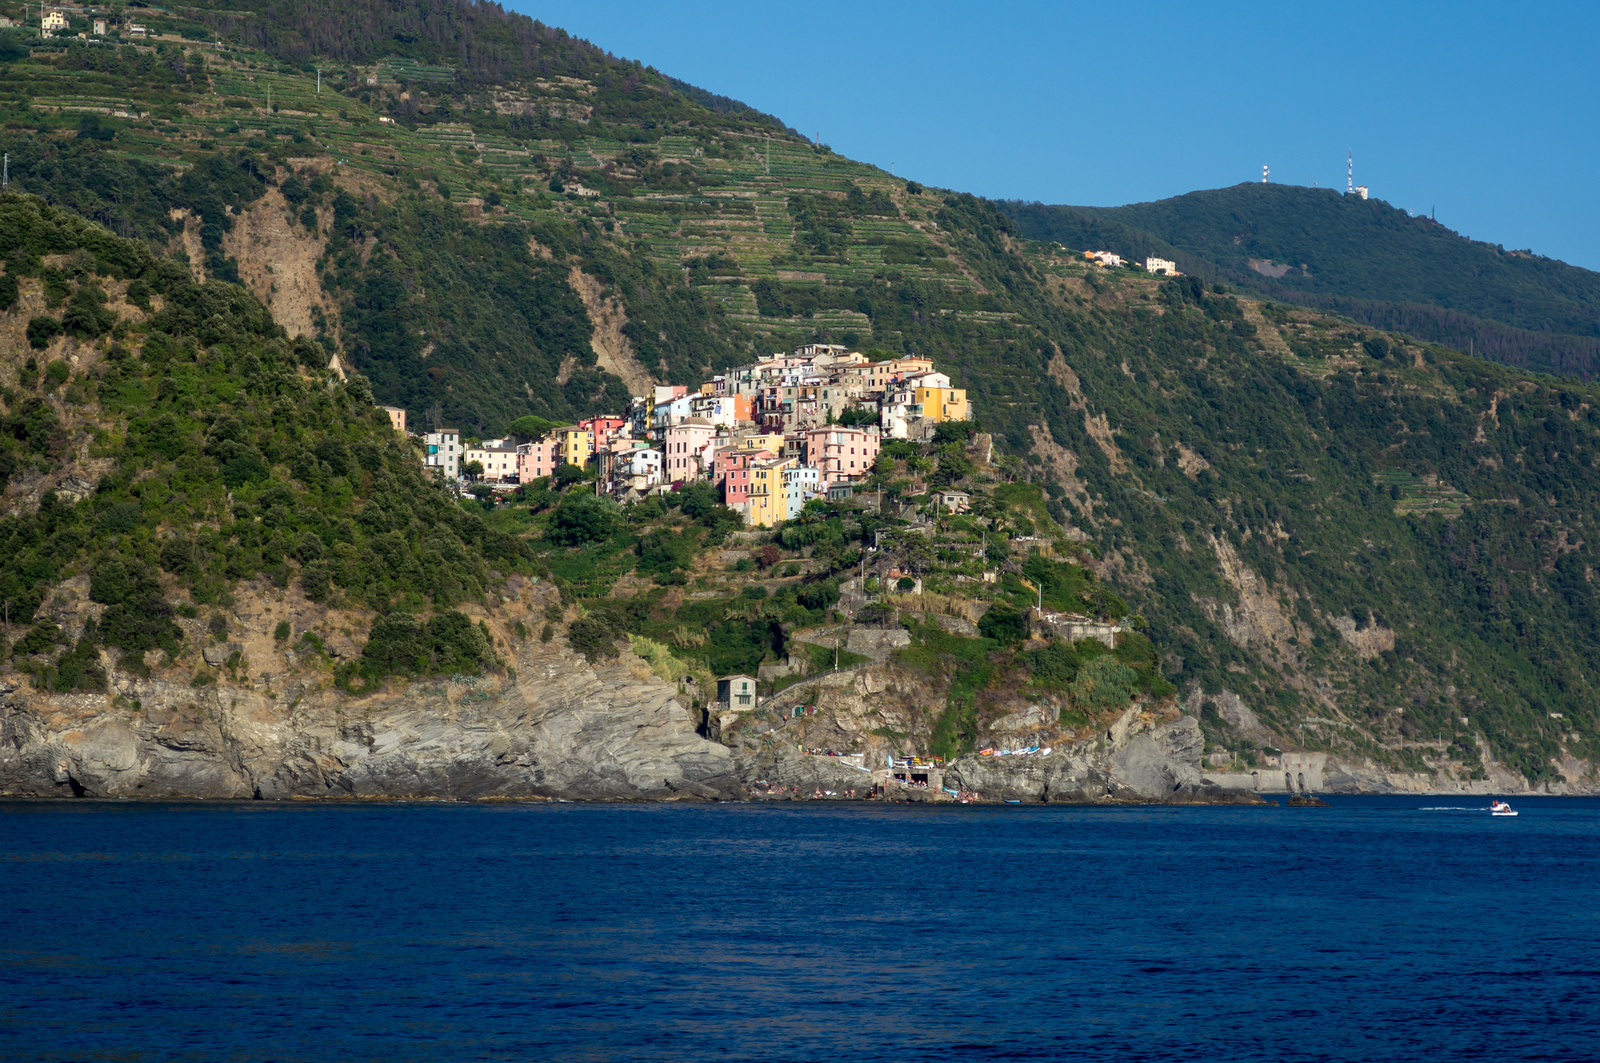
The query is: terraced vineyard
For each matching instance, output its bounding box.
[1373,470,1469,517]
[0,31,984,349]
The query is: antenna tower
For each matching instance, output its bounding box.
[1347,151,1354,195]
[1262,164,1269,183]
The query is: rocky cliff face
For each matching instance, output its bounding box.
[0,568,1234,804]
[0,643,745,801]
[944,710,1260,804]
[0,576,745,802]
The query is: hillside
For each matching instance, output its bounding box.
[999,185,1600,379]
[1,4,1599,795]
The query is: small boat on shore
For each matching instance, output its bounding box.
[1490,800,1517,817]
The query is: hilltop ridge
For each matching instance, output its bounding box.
[999,184,1600,378]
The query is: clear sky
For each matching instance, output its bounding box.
[511,0,1600,271]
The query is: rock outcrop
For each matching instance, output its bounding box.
[946,711,1261,804]
[0,622,744,802]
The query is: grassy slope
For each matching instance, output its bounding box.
[3,17,1600,784]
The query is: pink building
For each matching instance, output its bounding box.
[663,417,718,483]
[803,426,881,484]
[718,447,773,511]
[578,416,628,449]
[517,438,558,482]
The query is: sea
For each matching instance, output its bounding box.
[1,796,1596,1062]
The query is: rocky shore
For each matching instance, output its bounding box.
[0,577,1587,802]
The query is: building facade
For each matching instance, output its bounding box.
[424,429,462,480]
[803,426,881,484]
[663,418,717,482]
[465,442,519,483]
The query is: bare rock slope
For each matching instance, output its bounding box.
[0,640,743,801]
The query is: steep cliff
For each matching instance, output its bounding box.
[0,574,744,801]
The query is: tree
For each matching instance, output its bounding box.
[546,495,619,547]
[507,414,558,440]
[463,459,484,481]
[978,603,1028,645]
[554,463,585,486]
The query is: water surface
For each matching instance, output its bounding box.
[2,797,1596,1061]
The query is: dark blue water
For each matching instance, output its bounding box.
[1,797,1596,1062]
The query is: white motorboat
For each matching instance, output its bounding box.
[1490,800,1517,817]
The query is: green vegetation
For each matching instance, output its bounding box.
[0,195,529,685]
[1,1,1598,786]
[1000,184,1600,378]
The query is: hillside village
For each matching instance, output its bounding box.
[0,1,1594,799]
[405,344,971,527]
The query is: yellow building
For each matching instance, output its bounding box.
[736,432,785,455]
[915,386,970,423]
[747,457,796,527]
[554,425,591,468]
[864,356,936,392]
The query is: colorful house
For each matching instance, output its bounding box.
[803,426,881,484]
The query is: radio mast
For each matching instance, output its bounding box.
[1347,151,1354,195]
[1262,164,1269,183]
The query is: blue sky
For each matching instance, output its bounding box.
[513,1,1600,271]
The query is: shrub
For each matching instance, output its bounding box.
[1070,656,1140,714]
[978,603,1028,645]
[796,579,839,611]
[91,558,182,656]
[13,620,62,657]
[52,633,107,693]
[567,615,620,662]
[360,609,490,679]
[96,501,143,535]
[545,495,620,547]
[26,316,61,349]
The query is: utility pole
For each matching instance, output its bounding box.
[3,153,8,189]
[316,67,321,95]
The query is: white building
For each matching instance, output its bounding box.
[1085,250,1122,268]
[424,429,462,480]
[880,388,925,440]
[1143,256,1179,276]
[903,371,951,390]
[618,447,662,488]
[650,394,695,434]
[42,10,67,32]
[465,441,519,483]
[783,465,823,516]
